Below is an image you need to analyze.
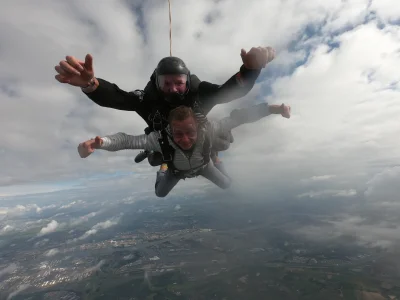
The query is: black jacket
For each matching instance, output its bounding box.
[83,64,261,131]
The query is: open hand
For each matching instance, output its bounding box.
[77,136,103,158]
[55,54,94,87]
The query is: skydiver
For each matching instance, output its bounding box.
[77,102,291,197]
[54,47,275,167]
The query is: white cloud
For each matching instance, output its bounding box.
[297,189,357,198]
[226,19,400,196]
[0,205,29,217]
[296,214,400,249]
[0,203,57,220]
[300,175,337,184]
[0,263,17,278]
[68,217,120,243]
[371,0,400,22]
[365,166,400,204]
[310,175,336,181]
[0,0,398,202]
[59,202,76,210]
[1,225,14,233]
[0,184,78,197]
[38,220,59,236]
[44,248,60,257]
[35,204,57,214]
[7,284,29,300]
[85,260,105,274]
[69,211,100,226]
[34,239,49,248]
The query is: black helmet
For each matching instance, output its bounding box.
[154,57,191,104]
[156,56,190,76]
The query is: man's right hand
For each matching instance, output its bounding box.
[77,136,103,158]
[55,54,94,88]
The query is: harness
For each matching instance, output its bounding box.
[152,110,174,162]
[143,74,200,133]
[167,124,212,179]
[143,75,204,146]
[140,74,213,178]
[152,115,212,179]
[151,117,212,177]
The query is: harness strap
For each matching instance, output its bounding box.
[169,124,212,178]
[158,129,174,162]
[202,124,212,165]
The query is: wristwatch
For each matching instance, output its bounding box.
[82,77,96,89]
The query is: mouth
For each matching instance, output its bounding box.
[180,143,192,149]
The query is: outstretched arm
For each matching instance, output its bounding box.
[210,103,290,140]
[198,65,261,106]
[77,132,161,158]
[100,132,163,152]
[54,54,144,111]
[198,47,275,113]
[81,78,144,111]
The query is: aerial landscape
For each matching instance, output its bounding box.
[1,186,399,300]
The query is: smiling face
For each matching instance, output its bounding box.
[157,74,188,94]
[171,117,198,150]
[168,106,198,150]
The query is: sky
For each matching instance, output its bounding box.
[0,0,399,204]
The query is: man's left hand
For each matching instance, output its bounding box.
[241,46,275,69]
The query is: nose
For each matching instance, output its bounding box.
[168,85,178,93]
[181,135,190,143]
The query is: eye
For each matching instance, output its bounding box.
[173,131,183,138]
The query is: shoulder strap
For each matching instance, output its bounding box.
[201,124,212,165]
[142,81,168,132]
[158,129,175,162]
[193,101,208,125]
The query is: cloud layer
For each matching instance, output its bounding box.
[1,0,399,200]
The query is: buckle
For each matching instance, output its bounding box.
[153,111,163,131]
